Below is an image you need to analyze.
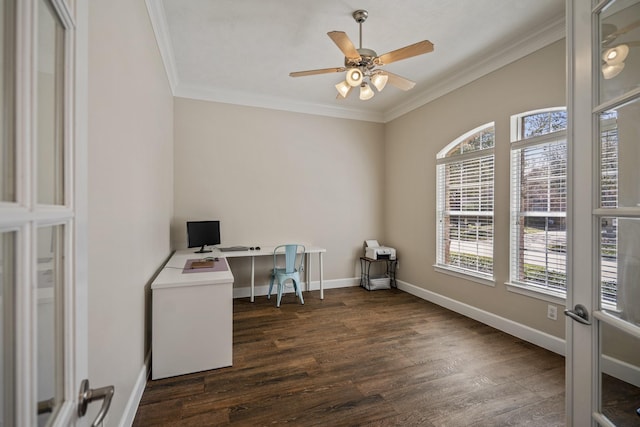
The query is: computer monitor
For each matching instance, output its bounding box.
[186,220,220,253]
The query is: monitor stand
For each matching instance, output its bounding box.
[194,245,212,254]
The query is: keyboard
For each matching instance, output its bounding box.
[219,246,250,252]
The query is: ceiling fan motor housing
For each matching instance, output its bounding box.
[345,48,378,70]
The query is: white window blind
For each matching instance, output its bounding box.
[510,109,567,293]
[599,113,619,305]
[600,118,618,210]
[437,124,495,278]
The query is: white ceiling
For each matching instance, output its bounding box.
[147,0,565,122]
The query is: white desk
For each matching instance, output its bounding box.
[211,245,326,302]
[151,251,234,379]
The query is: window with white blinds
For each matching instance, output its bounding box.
[436,124,495,279]
[510,109,567,294]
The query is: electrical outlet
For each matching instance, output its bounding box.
[547,305,557,320]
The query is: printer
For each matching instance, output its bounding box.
[364,240,397,260]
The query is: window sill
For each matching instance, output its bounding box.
[434,265,495,287]
[505,281,566,305]
[601,302,620,314]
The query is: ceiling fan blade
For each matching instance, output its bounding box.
[603,20,640,45]
[289,67,346,77]
[381,71,416,91]
[327,31,362,61]
[377,40,434,65]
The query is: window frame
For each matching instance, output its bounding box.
[506,107,568,304]
[435,123,496,285]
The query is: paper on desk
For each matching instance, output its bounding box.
[183,258,229,273]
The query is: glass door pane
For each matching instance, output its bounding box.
[598,100,640,314]
[599,0,640,103]
[37,0,64,206]
[1,0,16,203]
[600,325,640,425]
[598,98,640,210]
[36,224,64,426]
[1,231,16,427]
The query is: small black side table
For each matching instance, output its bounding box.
[359,257,398,290]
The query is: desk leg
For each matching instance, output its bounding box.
[305,253,310,293]
[250,256,255,303]
[319,252,324,300]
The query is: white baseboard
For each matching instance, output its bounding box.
[602,354,640,388]
[232,277,359,299]
[397,279,566,355]
[398,279,640,388]
[118,351,150,427]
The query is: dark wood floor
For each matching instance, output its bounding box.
[132,287,637,426]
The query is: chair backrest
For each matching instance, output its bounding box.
[273,244,305,274]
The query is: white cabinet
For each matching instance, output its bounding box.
[151,251,234,380]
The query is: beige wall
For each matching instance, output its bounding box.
[88,0,173,423]
[173,98,385,287]
[385,40,567,339]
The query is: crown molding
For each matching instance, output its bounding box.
[383,16,566,122]
[145,0,178,93]
[146,2,565,124]
[174,83,385,123]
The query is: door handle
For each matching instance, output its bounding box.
[78,379,115,427]
[564,304,591,325]
[37,397,55,415]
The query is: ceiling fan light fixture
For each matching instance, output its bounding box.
[602,62,625,79]
[359,82,374,100]
[335,81,352,98]
[346,68,363,87]
[371,73,388,91]
[603,44,629,65]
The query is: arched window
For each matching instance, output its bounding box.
[436,123,495,279]
[509,108,567,296]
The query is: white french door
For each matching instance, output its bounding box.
[567,0,640,425]
[0,0,97,426]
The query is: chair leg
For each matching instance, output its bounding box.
[276,281,283,307]
[268,275,274,299]
[274,278,304,306]
[295,279,304,305]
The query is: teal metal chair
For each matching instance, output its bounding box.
[268,244,305,307]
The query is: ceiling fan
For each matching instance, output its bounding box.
[289,9,434,100]
[601,20,640,79]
